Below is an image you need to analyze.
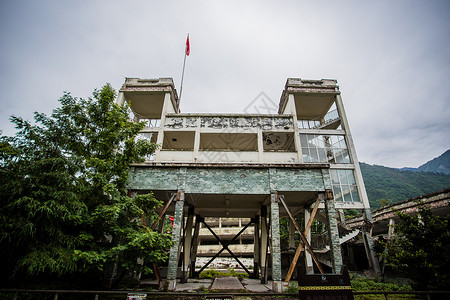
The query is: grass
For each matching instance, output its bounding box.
[199,269,249,280]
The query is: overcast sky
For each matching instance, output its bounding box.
[1,0,449,168]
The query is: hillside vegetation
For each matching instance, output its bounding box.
[360,162,450,209]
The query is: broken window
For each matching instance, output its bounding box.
[262,132,295,152]
[300,134,350,163]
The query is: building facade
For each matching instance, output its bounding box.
[118,77,379,291]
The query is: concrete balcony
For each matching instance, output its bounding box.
[197,244,254,256]
[199,226,255,241]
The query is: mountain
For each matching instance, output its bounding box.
[395,149,450,175]
[417,149,450,174]
[360,162,450,210]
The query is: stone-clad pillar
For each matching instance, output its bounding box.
[260,206,268,284]
[166,191,184,291]
[270,192,283,293]
[323,191,343,273]
[181,206,194,283]
[304,208,314,274]
[253,216,260,279]
[190,216,200,278]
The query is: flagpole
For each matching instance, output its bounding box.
[179,33,189,109]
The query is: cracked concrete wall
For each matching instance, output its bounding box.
[128,167,327,193]
[164,115,294,131]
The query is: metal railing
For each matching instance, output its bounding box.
[298,109,340,129]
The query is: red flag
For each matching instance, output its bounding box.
[185,35,190,56]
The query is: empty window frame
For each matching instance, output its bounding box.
[200,133,258,151]
[162,131,195,150]
[262,132,295,152]
[300,134,351,163]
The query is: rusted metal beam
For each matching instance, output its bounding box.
[279,195,324,274]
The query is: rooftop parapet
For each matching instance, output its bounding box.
[121,77,178,92]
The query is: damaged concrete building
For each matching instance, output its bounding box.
[117,77,380,292]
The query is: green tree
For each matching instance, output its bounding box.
[0,84,171,288]
[384,203,450,291]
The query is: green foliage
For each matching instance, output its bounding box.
[0,84,170,288]
[383,203,450,291]
[360,162,450,209]
[285,281,298,294]
[351,276,414,300]
[351,276,412,292]
[199,269,249,280]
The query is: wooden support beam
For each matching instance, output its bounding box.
[151,193,176,231]
[279,195,324,275]
[285,199,320,282]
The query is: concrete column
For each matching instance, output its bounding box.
[193,129,201,162]
[285,93,303,163]
[388,218,395,240]
[166,191,184,291]
[190,216,200,277]
[257,129,264,162]
[253,216,260,279]
[304,209,314,274]
[363,208,382,275]
[260,206,268,284]
[323,192,343,274]
[288,218,295,251]
[154,93,172,161]
[116,91,125,106]
[270,193,283,293]
[335,94,371,216]
[157,214,165,233]
[288,217,297,278]
[181,206,194,283]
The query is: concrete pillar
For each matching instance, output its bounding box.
[362,208,382,275]
[288,218,295,251]
[181,206,194,283]
[116,91,125,106]
[257,129,264,162]
[190,216,200,277]
[154,93,172,161]
[166,191,184,291]
[304,209,314,274]
[323,192,343,273]
[270,193,283,293]
[253,216,260,279]
[288,217,297,279]
[388,218,395,239]
[260,206,268,284]
[157,214,165,233]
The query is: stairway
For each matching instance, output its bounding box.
[339,229,360,244]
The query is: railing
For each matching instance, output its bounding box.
[140,118,161,127]
[298,109,340,129]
